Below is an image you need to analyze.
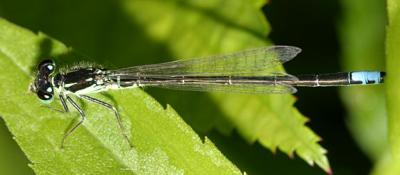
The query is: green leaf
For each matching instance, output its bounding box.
[0,119,33,174]
[0,18,241,174]
[371,151,400,175]
[372,0,400,174]
[387,0,400,161]
[119,0,330,172]
[339,0,387,161]
[0,0,330,173]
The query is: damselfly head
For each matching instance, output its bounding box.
[30,59,56,102]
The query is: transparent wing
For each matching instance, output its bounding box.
[148,83,297,94]
[110,45,301,76]
[113,72,299,94]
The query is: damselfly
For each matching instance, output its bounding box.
[29,46,385,148]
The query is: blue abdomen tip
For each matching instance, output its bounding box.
[351,71,385,84]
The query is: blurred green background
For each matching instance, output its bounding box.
[0,0,387,174]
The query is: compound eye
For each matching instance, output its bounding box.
[38,59,56,74]
[37,90,53,102]
[36,82,54,102]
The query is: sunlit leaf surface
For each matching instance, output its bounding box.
[0,18,242,175]
[0,0,330,173]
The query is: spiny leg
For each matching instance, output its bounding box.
[59,94,69,112]
[80,95,133,148]
[40,105,66,113]
[40,94,70,113]
[61,96,86,149]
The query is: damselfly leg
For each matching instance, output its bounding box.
[58,94,132,148]
[59,94,70,112]
[80,95,133,148]
[39,94,70,113]
[61,96,86,149]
